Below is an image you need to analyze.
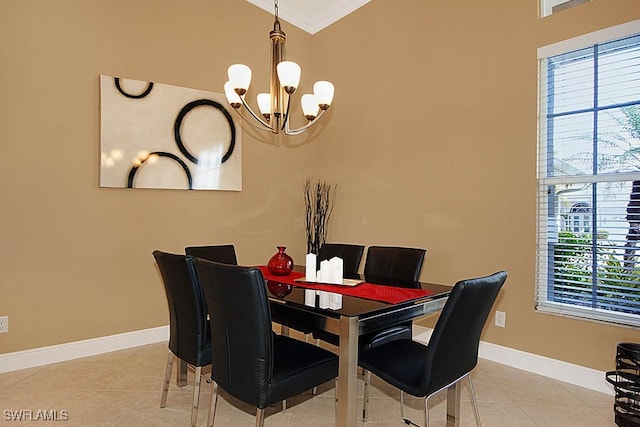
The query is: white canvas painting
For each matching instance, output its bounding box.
[100,75,242,191]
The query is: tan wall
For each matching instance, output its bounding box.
[312,0,640,371]
[1,0,639,372]
[0,0,319,353]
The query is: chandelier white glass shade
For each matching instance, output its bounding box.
[223,2,334,136]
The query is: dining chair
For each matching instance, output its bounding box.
[360,245,426,349]
[359,271,508,427]
[153,250,211,427]
[185,243,306,409]
[363,245,426,283]
[313,245,426,349]
[318,242,365,277]
[185,244,238,265]
[193,259,339,427]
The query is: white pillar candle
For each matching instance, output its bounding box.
[305,253,317,281]
[329,257,343,284]
[317,260,331,283]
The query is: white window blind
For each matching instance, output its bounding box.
[537,22,640,326]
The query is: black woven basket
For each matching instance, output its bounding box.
[606,343,640,427]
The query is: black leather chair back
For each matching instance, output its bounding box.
[194,260,274,407]
[421,271,507,395]
[364,246,426,283]
[185,244,238,265]
[153,250,211,367]
[318,243,365,277]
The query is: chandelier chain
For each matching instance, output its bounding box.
[274,0,278,19]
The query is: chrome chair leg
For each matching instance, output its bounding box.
[468,375,481,427]
[362,370,371,421]
[207,382,219,427]
[333,379,341,423]
[255,407,265,427]
[424,395,430,427]
[399,393,428,427]
[177,359,188,387]
[402,391,425,427]
[311,338,321,396]
[160,351,173,407]
[190,366,202,427]
[279,325,292,408]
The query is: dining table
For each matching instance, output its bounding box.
[260,265,453,427]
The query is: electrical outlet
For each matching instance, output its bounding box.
[495,311,506,328]
[0,316,7,333]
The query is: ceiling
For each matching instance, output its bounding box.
[245,0,371,34]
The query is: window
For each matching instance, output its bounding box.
[537,21,640,326]
[562,202,591,234]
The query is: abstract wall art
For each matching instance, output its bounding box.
[100,75,242,191]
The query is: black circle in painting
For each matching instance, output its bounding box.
[114,77,154,99]
[174,99,236,165]
[126,151,193,189]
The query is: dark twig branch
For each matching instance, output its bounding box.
[304,179,336,254]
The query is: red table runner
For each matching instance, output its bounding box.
[258,266,432,304]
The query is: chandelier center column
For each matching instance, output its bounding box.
[270,19,286,131]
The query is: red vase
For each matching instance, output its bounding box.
[268,246,294,276]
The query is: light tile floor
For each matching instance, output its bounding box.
[0,340,616,426]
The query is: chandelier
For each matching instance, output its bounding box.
[223,0,335,135]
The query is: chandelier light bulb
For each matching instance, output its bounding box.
[257,93,271,118]
[276,61,301,94]
[224,81,242,109]
[313,81,335,110]
[301,94,319,120]
[227,64,252,95]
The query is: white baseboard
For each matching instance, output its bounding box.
[0,326,169,374]
[0,324,615,396]
[413,325,614,396]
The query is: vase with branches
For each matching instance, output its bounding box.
[304,179,336,255]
